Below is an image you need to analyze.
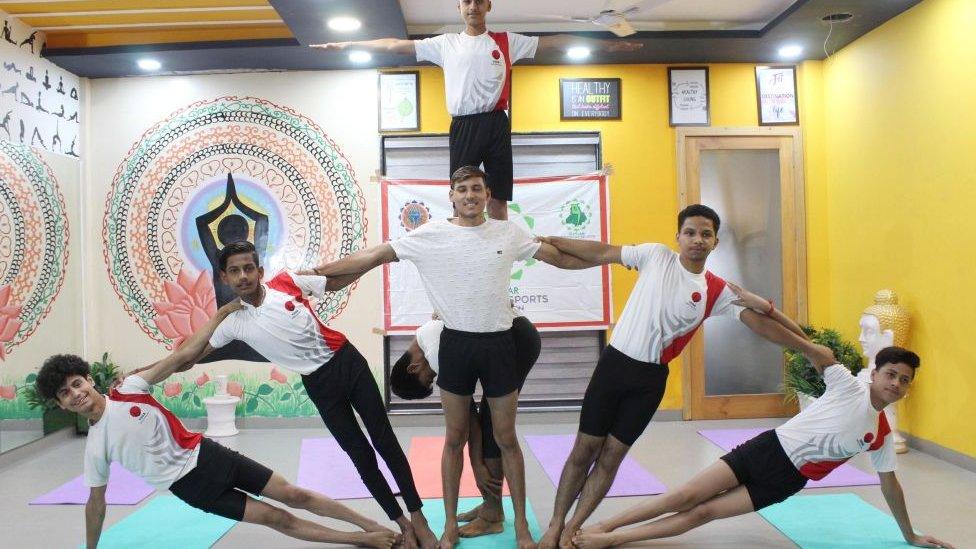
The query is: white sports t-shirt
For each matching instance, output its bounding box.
[416,319,445,369]
[415,31,538,116]
[610,243,744,364]
[84,376,201,490]
[209,271,347,375]
[390,219,541,332]
[775,364,897,479]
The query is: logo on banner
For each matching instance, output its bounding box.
[559,199,594,238]
[399,201,431,232]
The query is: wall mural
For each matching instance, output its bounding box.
[0,139,69,419]
[102,96,367,416]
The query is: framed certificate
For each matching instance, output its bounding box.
[668,67,710,126]
[755,65,799,126]
[378,71,420,132]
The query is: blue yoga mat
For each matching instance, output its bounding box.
[78,495,236,548]
[759,493,917,548]
[424,497,543,548]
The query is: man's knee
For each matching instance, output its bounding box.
[279,485,313,508]
[686,501,718,525]
[491,426,518,452]
[444,426,469,450]
[594,437,630,473]
[259,505,297,530]
[568,437,604,468]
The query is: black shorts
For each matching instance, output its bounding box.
[449,110,513,201]
[579,345,669,446]
[437,327,518,398]
[169,438,274,521]
[720,429,808,511]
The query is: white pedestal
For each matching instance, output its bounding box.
[203,395,241,437]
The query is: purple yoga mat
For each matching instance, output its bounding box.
[525,434,667,497]
[697,428,880,488]
[296,437,399,500]
[30,462,154,505]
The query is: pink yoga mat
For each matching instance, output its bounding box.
[296,437,399,500]
[697,428,880,488]
[30,462,154,505]
[524,434,667,497]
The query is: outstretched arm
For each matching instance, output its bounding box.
[537,35,642,53]
[136,300,242,385]
[739,309,835,373]
[293,269,365,291]
[307,243,398,278]
[728,282,807,340]
[533,241,602,270]
[310,38,415,55]
[85,485,107,548]
[879,472,955,548]
[537,236,622,265]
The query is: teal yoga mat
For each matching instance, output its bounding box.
[759,493,916,548]
[78,495,236,548]
[424,497,543,548]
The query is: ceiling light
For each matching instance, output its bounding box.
[137,58,161,71]
[328,16,361,32]
[778,44,803,59]
[567,47,591,61]
[349,51,372,63]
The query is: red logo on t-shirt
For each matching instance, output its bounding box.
[129,406,141,417]
[492,50,501,60]
[691,292,702,303]
[864,432,875,443]
[285,301,295,311]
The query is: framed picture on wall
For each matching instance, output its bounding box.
[755,65,799,125]
[560,78,622,120]
[668,67,710,126]
[378,71,420,132]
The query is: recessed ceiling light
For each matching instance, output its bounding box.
[328,16,361,31]
[349,51,372,63]
[567,47,591,61]
[778,44,803,59]
[137,58,161,71]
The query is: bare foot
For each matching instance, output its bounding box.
[397,525,418,549]
[539,523,563,549]
[458,517,504,537]
[457,502,483,522]
[411,511,439,549]
[438,523,459,549]
[558,526,577,549]
[516,524,538,549]
[573,531,616,549]
[364,521,398,535]
[360,530,399,549]
[579,520,611,536]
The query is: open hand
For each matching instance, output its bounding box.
[727,281,769,312]
[218,298,244,315]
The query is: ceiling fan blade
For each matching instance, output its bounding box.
[605,16,637,37]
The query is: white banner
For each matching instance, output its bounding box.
[381,173,611,332]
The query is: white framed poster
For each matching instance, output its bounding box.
[755,65,799,125]
[378,71,419,132]
[668,67,710,126]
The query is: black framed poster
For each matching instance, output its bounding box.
[560,78,622,120]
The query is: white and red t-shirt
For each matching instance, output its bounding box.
[776,364,897,480]
[84,376,201,490]
[610,243,744,364]
[209,271,347,375]
[415,31,538,116]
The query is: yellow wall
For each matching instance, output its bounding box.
[821,0,976,456]
[415,63,828,410]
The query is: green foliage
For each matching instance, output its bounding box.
[783,326,864,402]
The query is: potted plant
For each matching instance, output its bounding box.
[783,326,864,410]
[25,352,121,435]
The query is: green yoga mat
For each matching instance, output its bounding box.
[424,497,543,548]
[78,495,236,548]
[759,493,916,548]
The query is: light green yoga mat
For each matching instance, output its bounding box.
[424,497,543,548]
[758,493,917,548]
[77,495,236,548]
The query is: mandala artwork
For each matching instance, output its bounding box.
[0,139,70,360]
[103,96,367,355]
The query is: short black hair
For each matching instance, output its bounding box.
[37,354,90,401]
[218,240,260,272]
[678,204,721,233]
[875,346,920,375]
[390,351,433,400]
[450,165,488,190]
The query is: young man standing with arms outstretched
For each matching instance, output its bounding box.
[314,0,640,220]
[308,165,597,548]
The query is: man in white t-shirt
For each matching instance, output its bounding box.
[313,0,640,220]
[35,302,398,549]
[534,204,835,549]
[310,165,597,549]
[571,346,955,549]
